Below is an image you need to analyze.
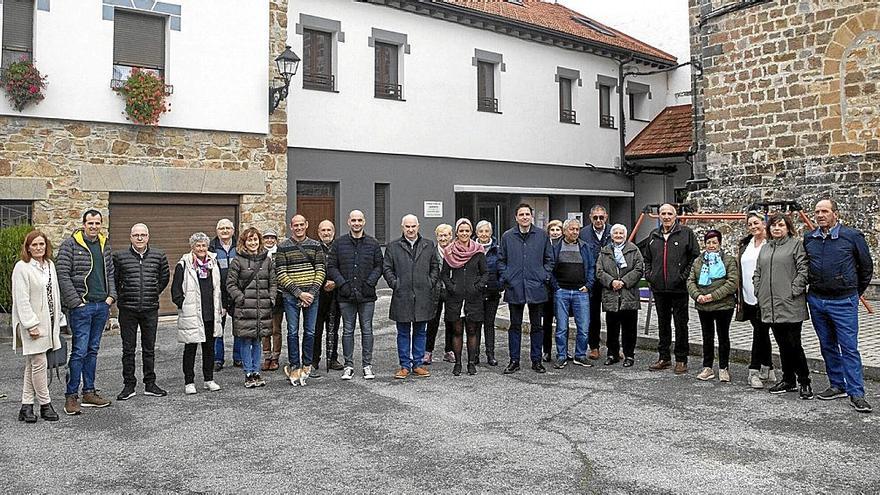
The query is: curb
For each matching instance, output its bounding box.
[494,317,880,381]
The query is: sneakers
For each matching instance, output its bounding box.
[213,362,223,372]
[203,380,221,392]
[649,359,671,371]
[768,381,797,394]
[184,383,197,395]
[412,367,431,378]
[329,359,345,371]
[759,365,772,381]
[673,362,688,375]
[553,359,568,369]
[850,396,873,413]
[64,395,81,415]
[531,362,546,374]
[748,369,764,389]
[117,385,136,401]
[443,351,456,363]
[503,361,520,374]
[308,366,322,378]
[422,352,433,365]
[394,368,409,379]
[697,367,715,381]
[623,357,635,368]
[816,386,847,401]
[452,363,462,376]
[233,360,243,368]
[81,391,112,408]
[341,367,355,380]
[573,357,593,368]
[245,374,257,388]
[719,369,731,383]
[363,366,375,380]
[467,363,477,375]
[254,373,266,387]
[542,352,552,363]
[144,383,167,397]
[799,383,814,400]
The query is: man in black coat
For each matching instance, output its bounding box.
[383,214,440,379]
[326,210,384,380]
[580,205,612,359]
[643,204,699,374]
[112,223,170,400]
[314,220,343,371]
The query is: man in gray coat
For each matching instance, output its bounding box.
[383,214,440,379]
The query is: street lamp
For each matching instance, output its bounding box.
[269,45,300,114]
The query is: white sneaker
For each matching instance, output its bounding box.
[203,380,221,392]
[697,367,715,381]
[759,365,771,381]
[363,365,375,380]
[748,369,764,389]
[719,368,731,383]
[184,383,197,395]
[766,369,777,383]
[341,367,354,380]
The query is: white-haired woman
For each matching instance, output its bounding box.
[171,232,223,394]
[475,220,501,366]
[425,223,454,365]
[596,224,644,367]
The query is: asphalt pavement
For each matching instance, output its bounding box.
[0,293,879,493]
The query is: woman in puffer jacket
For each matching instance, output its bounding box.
[227,227,277,389]
[171,232,223,395]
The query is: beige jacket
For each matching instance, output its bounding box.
[11,260,62,356]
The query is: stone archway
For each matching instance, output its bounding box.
[823,10,880,155]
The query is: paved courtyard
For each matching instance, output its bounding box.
[0,294,879,493]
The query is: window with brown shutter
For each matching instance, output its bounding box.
[113,9,166,72]
[374,183,389,245]
[477,61,498,112]
[374,42,401,100]
[1,0,34,67]
[302,28,334,91]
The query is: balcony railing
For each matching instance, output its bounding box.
[560,108,577,124]
[477,97,499,113]
[600,114,615,128]
[375,82,403,100]
[303,72,335,91]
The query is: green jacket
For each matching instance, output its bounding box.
[686,251,739,312]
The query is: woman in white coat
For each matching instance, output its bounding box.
[171,232,223,395]
[11,230,62,422]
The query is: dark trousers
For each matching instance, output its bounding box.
[698,309,733,369]
[314,289,341,364]
[541,295,554,354]
[508,303,543,363]
[654,292,690,363]
[426,300,453,354]
[588,286,603,350]
[606,310,637,359]
[771,322,810,384]
[118,308,159,387]
[477,294,501,357]
[183,321,215,384]
[743,303,773,370]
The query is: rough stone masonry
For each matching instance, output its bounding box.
[688,0,880,290]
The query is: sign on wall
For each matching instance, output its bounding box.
[424,201,443,218]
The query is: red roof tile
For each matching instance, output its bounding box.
[625,104,693,158]
[440,0,677,64]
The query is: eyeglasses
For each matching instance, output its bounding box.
[130,233,148,238]
[591,215,605,220]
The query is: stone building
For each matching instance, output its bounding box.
[0,0,289,312]
[689,0,880,283]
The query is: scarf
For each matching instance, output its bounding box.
[193,255,214,279]
[698,251,726,286]
[612,241,628,269]
[444,240,484,269]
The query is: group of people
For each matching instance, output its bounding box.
[8,198,875,424]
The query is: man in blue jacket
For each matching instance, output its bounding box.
[553,218,595,369]
[804,199,874,413]
[580,205,611,360]
[498,203,555,374]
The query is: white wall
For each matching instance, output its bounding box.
[559,0,692,107]
[0,0,268,133]
[288,0,669,169]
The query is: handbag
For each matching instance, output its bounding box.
[46,335,68,385]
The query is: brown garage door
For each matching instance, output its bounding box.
[109,193,238,315]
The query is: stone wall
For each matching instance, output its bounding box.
[689,0,880,280]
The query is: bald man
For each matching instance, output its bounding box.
[313,219,343,371]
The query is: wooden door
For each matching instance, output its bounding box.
[296,196,335,240]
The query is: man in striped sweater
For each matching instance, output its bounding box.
[275,214,326,386]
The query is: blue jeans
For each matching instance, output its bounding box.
[808,293,865,397]
[507,303,543,363]
[555,288,590,360]
[283,294,318,368]
[339,301,375,368]
[396,321,428,370]
[239,337,262,375]
[66,301,110,396]
[214,313,242,364]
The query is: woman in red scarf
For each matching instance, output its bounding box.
[441,219,488,376]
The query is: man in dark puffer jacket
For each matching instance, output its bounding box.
[112,223,170,401]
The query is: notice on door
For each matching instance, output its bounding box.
[424,201,443,218]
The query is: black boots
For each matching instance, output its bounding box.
[18,404,37,423]
[40,403,59,421]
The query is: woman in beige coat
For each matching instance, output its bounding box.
[171,232,223,395]
[11,230,62,423]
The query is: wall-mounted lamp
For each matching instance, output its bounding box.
[269,45,301,114]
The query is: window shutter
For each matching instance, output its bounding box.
[2,0,34,52]
[374,184,388,245]
[113,9,166,69]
